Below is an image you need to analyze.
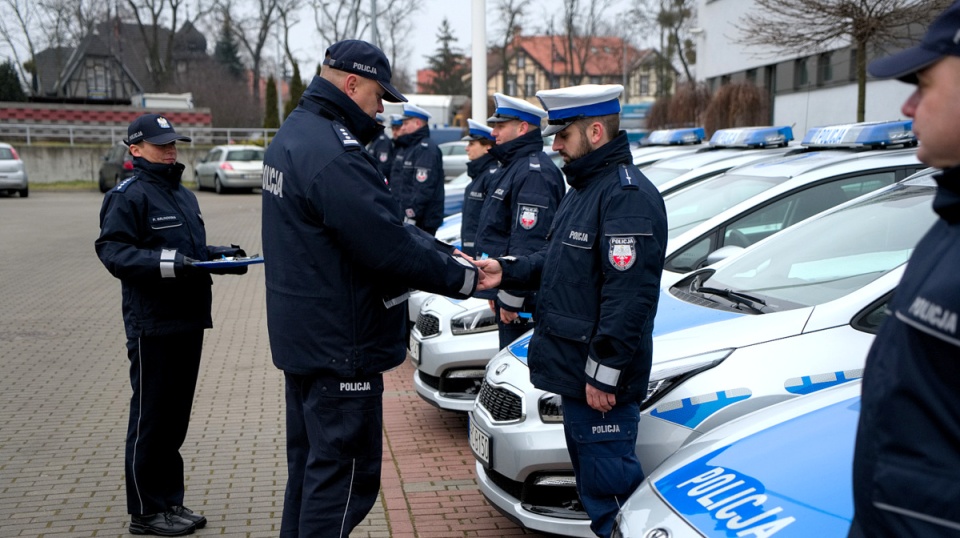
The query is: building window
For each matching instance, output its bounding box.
[524,74,536,96]
[550,75,560,89]
[794,57,809,88]
[640,74,650,96]
[506,75,517,96]
[517,52,525,68]
[818,52,833,84]
[746,68,757,84]
[85,60,108,98]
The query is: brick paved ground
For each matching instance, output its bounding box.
[0,191,547,537]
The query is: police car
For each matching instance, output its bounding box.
[469,170,938,536]
[410,121,920,414]
[631,127,707,167]
[612,380,862,538]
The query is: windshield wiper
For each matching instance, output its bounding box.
[696,286,767,314]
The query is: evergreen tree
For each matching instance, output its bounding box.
[423,18,470,96]
[264,75,280,129]
[283,61,306,121]
[214,17,244,79]
[0,60,26,101]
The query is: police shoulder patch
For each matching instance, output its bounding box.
[331,122,362,150]
[528,154,542,172]
[115,175,139,192]
[609,236,637,271]
[619,164,640,190]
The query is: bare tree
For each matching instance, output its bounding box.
[125,0,182,88]
[312,0,364,44]
[735,0,950,122]
[493,0,530,95]
[560,0,613,86]
[0,0,42,94]
[373,0,420,89]
[628,0,696,89]
[226,0,289,104]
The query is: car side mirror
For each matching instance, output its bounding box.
[705,245,745,267]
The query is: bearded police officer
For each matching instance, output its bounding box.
[260,40,480,538]
[476,85,667,538]
[390,103,445,235]
[478,93,565,349]
[96,114,249,536]
[460,118,499,258]
[851,3,960,537]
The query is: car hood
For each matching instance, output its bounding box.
[651,390,858,536]
[653,290,746,337]
[653,307,813,363]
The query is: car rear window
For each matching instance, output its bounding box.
[226,149,264,161]
[0,148,14,160]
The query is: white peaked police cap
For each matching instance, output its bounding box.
[536,84,624,136]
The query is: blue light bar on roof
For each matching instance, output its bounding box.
[643,127,706,146]
[709,126,794,148]
[801,120,915,148]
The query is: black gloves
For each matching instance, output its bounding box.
[206,244,248,275]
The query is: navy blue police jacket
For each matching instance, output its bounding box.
[367,132,394,179]
[460,153,500,258]
[389,124,445,233]
[95,158,217,338]
[851,166,960,536]
[260,76,478,378]
[499,133,667,402]
[475,129,565,308]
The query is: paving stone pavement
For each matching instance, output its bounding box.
[0,190,550,537]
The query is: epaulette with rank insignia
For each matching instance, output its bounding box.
[332,122,362,150]
[115,175,139,192]
[528,155,541,172]
[618,164,640,190]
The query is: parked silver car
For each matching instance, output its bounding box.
[0,142,28,197]
[439,140,469,180]
[194,145,264,194]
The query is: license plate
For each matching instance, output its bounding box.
[469,415,491,468]
[408,334,420,365]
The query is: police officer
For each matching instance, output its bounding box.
[460,118,498,258]
[260,39,480,538]
[476,85,667,538]
[478,93,565,349]
[850,4,960,537]
[390,103,445,235]
[95,113,248,536]
[367,113,394,179]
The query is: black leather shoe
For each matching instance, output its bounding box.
[129,512,196,536]
[170,505,207,529]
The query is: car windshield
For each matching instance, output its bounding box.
[665,173,786,239]
[699,184,936,308]
[641,166,686,186]
[226,149,264,161]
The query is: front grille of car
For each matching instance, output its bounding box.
[477,380,522,422]
[416,312,440,337]
[419,371,441,390]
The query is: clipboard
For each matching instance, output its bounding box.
[194,255,264,268]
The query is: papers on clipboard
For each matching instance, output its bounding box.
[193,255,264,268]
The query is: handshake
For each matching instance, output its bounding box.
[454,250,502,292]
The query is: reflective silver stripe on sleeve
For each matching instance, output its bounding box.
[453,256,476,295]
[160,249,177,279]
[497,290,525,309]
[383,291,411,309]
[462,241,475,248]
[585,356,621,387]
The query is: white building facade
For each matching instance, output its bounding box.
[694,0,915,136]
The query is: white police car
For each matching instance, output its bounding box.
[469,170,938,536]
[612,380,862,538]
[631,127,707,167]
[410,121,921,413]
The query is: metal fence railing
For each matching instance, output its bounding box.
[0,123,279,147]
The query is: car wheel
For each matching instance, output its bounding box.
[98,175,110,193]
[215,175,225,194]
[19,185,28,198]
[195,173,205,191]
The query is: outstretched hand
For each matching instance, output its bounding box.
[475,259,503,291]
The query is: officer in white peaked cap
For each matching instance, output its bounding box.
[389,102,445,234]
[458,118,498,258]
[475,83,667,538]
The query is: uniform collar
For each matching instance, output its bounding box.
[396,124,430,147]
[562,131,633,190]
[489,129,544,164]
[933,166,960,224]
[133,157,185,189]
[467,153,498,178]
[301,76,382,146]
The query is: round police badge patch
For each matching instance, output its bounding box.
[519,206,539,230]
[609,237,636,271]
[416,168,429,182]
[379,152,388,162]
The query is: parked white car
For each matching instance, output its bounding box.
[194,144,264,193]
[612,381,862,538]
[469,170,938,536]
[0,142,28,197]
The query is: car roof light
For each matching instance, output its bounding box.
[643,127,706,146]
[709,126,794,148]
[801,120,915,149]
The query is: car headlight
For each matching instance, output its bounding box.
[538,394,564,423]
[450,305,498,335]
[641,349,734,410]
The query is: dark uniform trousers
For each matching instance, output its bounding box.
[124,330,203,515]
[561,397,644,538]
[281,372,384,538]
[494,305,534,349]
